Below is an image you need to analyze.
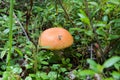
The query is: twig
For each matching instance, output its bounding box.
[90,44,93,59]
[57,0,75,27]
[13,12,30,41]
[83,0,105,61]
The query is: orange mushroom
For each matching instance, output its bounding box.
[38,27,73,50]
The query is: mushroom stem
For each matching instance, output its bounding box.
[49,50,64,63]
[32,46,38,72]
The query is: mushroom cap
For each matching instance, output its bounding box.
[39,27,73,50]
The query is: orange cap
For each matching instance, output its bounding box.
[39,27,73,50]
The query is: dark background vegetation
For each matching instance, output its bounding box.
[0,0,120,80]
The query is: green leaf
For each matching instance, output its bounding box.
[102,15,108,22]
[108,34,120,40]
[48,71,57,80]
[14,48,23,57]
[39,72,48,79]
[78,9,90,26]
[88,2,98,7]
[94,22,107,27]
[110,19,120,24]
[69,28,84,32]
[3,28,9,34]
[87,59,97,68]
[60,68,67,72]
[87,59,103,73]
[103,56,120,68]
[75,35,80,40]
[25,76,32,80]
[84,30,93,37]
[78,70,95,76]
[33,6,43,12]
[96,28,106,37]
[12,67,22,74]
[96,64,104,73]
[41,61,49,65]
[108,0,120,5]
[111,71,120,80]
[103,78,114,80]
[2,71,10,80]
[1,50,7,59]
[114,63,120,71]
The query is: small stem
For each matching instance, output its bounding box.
[7,0,14,66]
[84,0,105,61]
[90,44,93,59]
[33,46,38,72]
